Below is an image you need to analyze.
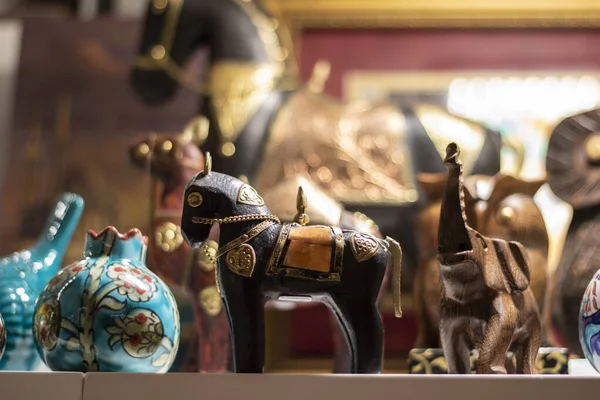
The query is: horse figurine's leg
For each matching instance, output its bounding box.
[219,268,266,373]
[327,235,398,373]
[329,294,384,373]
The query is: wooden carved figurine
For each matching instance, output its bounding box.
[415,162,548,349]
[180,154,402,373]
[437,143,541,374]
[545,109,600,355]
[129,129,231,372]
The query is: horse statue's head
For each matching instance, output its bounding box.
[181,153,274,246]
[131,0,297,104]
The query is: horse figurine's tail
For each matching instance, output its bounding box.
[385,237,402,318]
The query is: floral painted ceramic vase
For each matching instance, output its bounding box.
[0,313,6,361]
[33,226,180,372]
[579,269,600,372]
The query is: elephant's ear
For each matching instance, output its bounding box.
[486,174,546,212]
[482,237,531,293]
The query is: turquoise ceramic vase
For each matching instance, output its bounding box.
[0,192,84,370]
[579,269,600,372]
[0,313,6,361]
[33,226,180,372]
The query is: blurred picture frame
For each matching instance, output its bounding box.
[265,0,600,30]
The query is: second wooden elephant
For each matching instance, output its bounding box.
[436,142,542,374]
[414,151,549,350]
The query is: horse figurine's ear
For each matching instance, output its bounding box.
[202,152,212,176]
[293,186,310,226]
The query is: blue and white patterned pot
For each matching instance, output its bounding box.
[0,313,6,361]
[579,269,600,373]
[32,226,180,372]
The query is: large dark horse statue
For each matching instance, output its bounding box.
[180,154,402,373]
[130,0,506,290]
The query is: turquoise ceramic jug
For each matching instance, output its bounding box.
[33,226,180,372]
[0,192,84,370]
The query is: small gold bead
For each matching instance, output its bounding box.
[161,140,173,152]
[136,143,150,156]
[151,45,166,60]
[153,0,168,12]
[585,133,600,162]
[222,142,236,157]
[498,206,516,225]
[187,192,203,208]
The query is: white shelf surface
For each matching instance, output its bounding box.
[83,373,600,400]
[1,372,84,400]
[0,359,598,400]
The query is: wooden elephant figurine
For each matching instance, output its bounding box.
[180,154,402,373]
[414,159,549,349]
[436,142,541,374]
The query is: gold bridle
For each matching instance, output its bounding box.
[133,0,208,94]
[186,152,281,256]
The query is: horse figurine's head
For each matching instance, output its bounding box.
[131,0,296,104]
[180,153,273,246]
[129,131,204,183]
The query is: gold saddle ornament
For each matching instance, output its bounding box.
[253,67,485,207]
[254,88,419,205]
[253,77,486,206]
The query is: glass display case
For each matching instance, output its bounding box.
[1,1,600,397]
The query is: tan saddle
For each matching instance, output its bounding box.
[267,224,344,282]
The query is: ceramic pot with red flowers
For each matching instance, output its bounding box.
[32,226,180,372]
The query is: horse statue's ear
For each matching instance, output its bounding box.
[203,152,212,176]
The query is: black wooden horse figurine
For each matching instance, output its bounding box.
[131,0,507,290]
[180,154,402,373]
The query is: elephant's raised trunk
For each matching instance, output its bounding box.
[438,143,472,255]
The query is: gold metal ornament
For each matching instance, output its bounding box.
[237,184,265,206]
[197,240,218,272]
[207,62,282,149]
[152,0,168,13]
[154,222,184,252]
[199,286,223,316]
[136,143,150,157]
[497,206,516,225]
[585,132,600,162]
[202,152,212,176]
[187,192,203,208]
[151,45,166,60]
[293,186,310,226]
[221,142,236,157]
[350,233,379,262]
[252,85,419,206]
[225,244,256,277]
[161,140,173,152]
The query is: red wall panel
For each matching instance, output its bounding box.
[299,29,600,98]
